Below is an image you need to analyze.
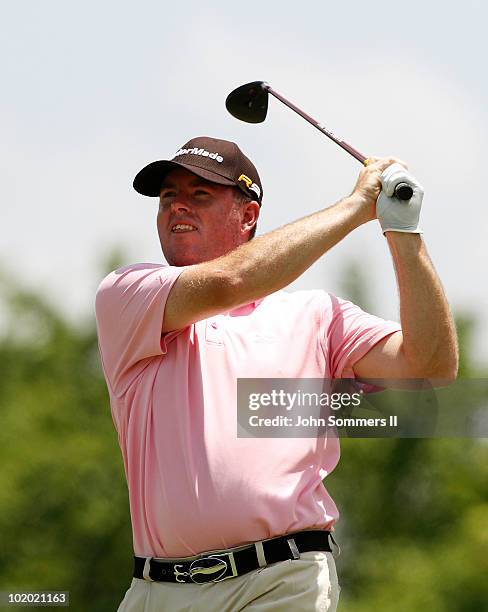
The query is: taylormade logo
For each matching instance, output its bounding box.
[174,148,224,163]
[238,174,261,198]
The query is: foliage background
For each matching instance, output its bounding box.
[1,258,486,612]
[2,1,487,609]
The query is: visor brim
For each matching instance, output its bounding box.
[133,160,236,197]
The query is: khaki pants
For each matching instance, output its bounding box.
[117,551,340,612]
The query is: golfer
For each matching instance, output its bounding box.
[95,136,458,611]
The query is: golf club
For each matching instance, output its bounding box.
[225,81,414,201]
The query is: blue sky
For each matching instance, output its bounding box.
[1,0,487,360]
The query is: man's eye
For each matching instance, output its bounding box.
[161,191,176,198]
[195,190,210,197]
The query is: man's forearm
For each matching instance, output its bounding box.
[163,156,407,332]
[213,194,367,306]
[386,232,458,378]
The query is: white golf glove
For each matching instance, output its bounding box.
[377,163,424,234]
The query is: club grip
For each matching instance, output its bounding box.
[394,182,414,200]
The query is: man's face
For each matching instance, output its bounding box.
[157,167,256,266]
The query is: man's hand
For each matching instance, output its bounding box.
[377,163,424,233]
[350,156,408,224]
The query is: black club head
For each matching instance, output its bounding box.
[225,81,269,124]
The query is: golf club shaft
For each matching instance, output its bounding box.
[265,85,367,164]
[265,84,413,201]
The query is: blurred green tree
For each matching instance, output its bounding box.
[326,259,488,611]
[0,258,132,612]
[0,257,486,611]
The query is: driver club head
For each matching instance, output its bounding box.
[225,81,270,124]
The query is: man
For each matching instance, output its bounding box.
[95,136,458,611]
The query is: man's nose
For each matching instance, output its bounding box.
[170,197,192,213]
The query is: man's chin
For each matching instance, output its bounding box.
[162,250,204,267]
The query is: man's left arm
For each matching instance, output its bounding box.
[353,232,458,381]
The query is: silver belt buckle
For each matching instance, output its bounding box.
[174,552,238,584]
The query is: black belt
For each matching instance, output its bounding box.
[133,530,333,584]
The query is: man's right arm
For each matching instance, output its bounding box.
[163,157,396,332]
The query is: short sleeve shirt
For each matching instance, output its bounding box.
[95,263,401,557]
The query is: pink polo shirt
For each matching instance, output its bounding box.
[95,263,401,557]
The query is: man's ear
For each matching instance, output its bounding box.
[241,201,260,236]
